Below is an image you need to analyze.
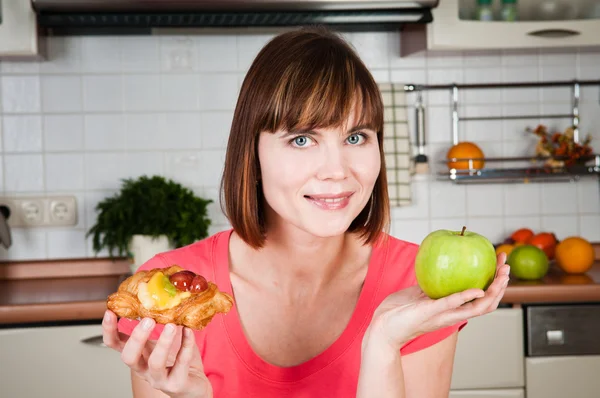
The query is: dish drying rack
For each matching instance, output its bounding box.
[403,79,600,184]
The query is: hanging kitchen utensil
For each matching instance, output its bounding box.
[414,90,429,174]
[0,205,13,249]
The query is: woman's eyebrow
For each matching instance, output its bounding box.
[280,129,319,138]
[280,125,374,138]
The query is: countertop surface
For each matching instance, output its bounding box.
[1,257,600,326]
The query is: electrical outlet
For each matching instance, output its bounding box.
[0,195,78,228]
[49,196,77,226]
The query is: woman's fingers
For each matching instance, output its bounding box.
[120,317,156,373]
[450,266,510,320]
[433,288,485,315]
[146,323,178,384]
[168,327,198,383]
[102,310,126,352]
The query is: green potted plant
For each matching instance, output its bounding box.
[87,175,213,272]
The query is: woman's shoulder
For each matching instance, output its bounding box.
[135,229,232,278]
[374,232,421,288]
[378,232,420,262]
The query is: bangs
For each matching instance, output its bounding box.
[260,43,383,135]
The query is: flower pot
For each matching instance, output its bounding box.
[128,234,172,273]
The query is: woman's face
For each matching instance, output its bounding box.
[257,113,381,238]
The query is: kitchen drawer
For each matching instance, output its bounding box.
[527,304,600,356]
[450,389,525,398]
[0,323,132,398]
[450,308,524,390]
[526,355,600,398]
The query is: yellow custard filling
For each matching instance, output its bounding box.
[137,271,191,310]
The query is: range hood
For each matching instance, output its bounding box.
[31,0,440,34]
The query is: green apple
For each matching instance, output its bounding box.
[506,244,549,280]
[415,226,497,299]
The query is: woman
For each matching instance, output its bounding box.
[102,27,509,398]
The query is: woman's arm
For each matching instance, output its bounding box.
[401,332,458,397]
[356,331,458,398]
[358,254,509,398]
[356,333,406,398]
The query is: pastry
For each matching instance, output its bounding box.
[107,265,234,330]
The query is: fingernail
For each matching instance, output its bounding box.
[165,324,175,335]
[504,278,510,286]
[141,318,154,330]
[506,266,511,275]
[103,311,110,323]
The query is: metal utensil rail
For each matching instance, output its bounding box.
[402,79,600,184]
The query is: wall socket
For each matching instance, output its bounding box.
[0,195,78,228]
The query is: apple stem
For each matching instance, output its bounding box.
[460,226,466,236]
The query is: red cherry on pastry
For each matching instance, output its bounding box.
[169,271,196,292]
[190,275,208,293]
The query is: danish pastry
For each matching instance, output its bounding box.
[107,265,234,330]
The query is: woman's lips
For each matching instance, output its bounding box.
[304,192,354,210]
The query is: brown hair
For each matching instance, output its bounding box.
[220,26,390,249]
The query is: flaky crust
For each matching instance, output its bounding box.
[107,265,234,330]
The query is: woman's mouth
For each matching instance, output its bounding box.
[303,192,354,211]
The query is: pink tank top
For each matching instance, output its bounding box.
[118,229,466,397]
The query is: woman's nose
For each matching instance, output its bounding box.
[315,147,347,181]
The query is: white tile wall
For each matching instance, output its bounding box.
[0,32,599,260]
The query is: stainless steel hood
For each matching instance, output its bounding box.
[31,0,440,34]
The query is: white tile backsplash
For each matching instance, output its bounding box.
[82,75,123,112]
[45,153,85,191]
[122,75,161,112]
[41,76,83,113]
[4,154,44,192]
[43,115,84,152]
[1,76,41,113]
[196,35,238,72]
[0,32,598,260]
[3,116,43,152]
[120,36,160,73]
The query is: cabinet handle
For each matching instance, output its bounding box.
[81,335,107,348]
[527,29,580,38]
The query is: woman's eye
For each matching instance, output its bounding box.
[292,136,312,147]
[347,133,365,145]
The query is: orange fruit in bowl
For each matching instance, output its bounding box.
[446,142,485,170]
[495,244,514,257]
[510,228,534,244]
[555,236,595,274]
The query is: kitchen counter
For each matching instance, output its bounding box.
[0,258,131,326]
[504,260,600,304]
[1,257,600,326]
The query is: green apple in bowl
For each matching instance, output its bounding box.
[415,226,497,299]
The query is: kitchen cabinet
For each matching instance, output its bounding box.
[0,0,43,60]
[0,323,132,398]
[401,0,600,56]
[450,308,525,390]
[526,356,600,398]
[449,389,525,398]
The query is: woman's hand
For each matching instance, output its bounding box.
[102,310,212,398]
[365,253,510,351]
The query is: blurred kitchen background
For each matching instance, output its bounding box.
[1,1,600,397]
[1,8,599,261]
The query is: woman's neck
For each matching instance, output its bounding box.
[230,225,367,300]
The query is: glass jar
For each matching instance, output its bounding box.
[475,0,494,21]
[501,0,518,21]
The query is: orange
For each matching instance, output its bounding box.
[555,236,595,274]
[495,244,514,257]
[510,228,534,243]
[529,232,558,260]
[446,142,485,170]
